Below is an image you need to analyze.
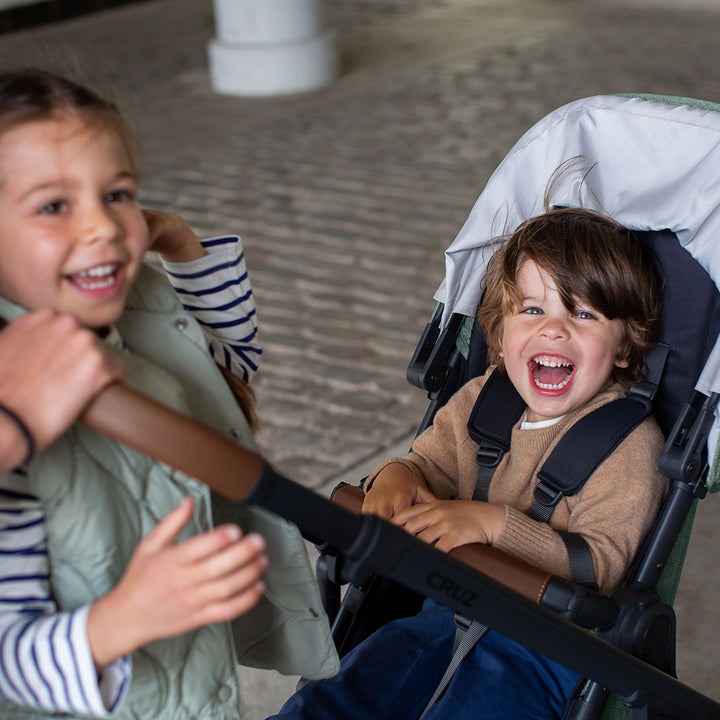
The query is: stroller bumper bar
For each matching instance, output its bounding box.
[82,382,720,720]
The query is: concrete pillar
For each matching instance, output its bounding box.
[208,0,338,97]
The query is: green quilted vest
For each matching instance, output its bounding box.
[0,265,338,719]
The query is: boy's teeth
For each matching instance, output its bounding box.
[534,373,573,390]
[532,356,574,389]
[533,355,572,368]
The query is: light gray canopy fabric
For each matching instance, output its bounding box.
[433,94,720,466]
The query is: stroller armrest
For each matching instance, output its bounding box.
[331,483,620,632]
[332,484,553,605]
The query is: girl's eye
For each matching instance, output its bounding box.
[575,310,596,320]
[521,306,543,315]
[39,200,68,215]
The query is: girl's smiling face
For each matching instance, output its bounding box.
[501,260,628,423]
[0,113,148,328]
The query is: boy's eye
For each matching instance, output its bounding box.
[575,310,596,320]
[521,306,543,315]
[39,200,68,215]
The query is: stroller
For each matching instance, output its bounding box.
[312,93,720,720]
[85,94,720,720]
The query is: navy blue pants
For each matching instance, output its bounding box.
[270,599,581,720]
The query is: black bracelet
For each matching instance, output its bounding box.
[0,403,35,466]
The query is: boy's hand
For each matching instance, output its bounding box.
[391,500,506,552]
[144,209,206,263]
[87,497,267,669]
[362,463,436,520]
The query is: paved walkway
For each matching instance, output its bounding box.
[1,0,719,715]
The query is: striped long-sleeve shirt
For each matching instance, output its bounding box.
[160,235,262,382]
[0,236,261,715]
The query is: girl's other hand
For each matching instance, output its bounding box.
[144,209,206,263]
[87,497,267,669]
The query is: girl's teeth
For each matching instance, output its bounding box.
[77,277,114,290]
[72,264,118,289]
[78,264,116,278]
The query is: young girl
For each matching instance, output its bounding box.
[270,208,668,719]
[0,69,337,719]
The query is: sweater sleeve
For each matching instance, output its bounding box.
[161,235,262,382]
[493,417,668,594]
[364,374,488,499]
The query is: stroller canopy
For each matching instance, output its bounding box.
[434,93,720,470]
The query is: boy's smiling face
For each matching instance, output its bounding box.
[0,114,148,328]
[501,260,628,423]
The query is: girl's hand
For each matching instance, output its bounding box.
[87,497,267,669]
[362,463,436,520]
[391,500,506,552]
[144,209,206,263]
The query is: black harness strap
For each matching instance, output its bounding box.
[556,531,596,589]
[528,394,654,523]
[466,370,526,502]
[418,617,489,719]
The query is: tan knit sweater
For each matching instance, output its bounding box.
[368,368,668,595]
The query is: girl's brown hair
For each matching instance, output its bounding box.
[478,207,663,385]
[0,69,138,175]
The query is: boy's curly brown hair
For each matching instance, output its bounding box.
[477,208,663,385]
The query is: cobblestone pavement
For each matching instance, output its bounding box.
[1,0,719,714]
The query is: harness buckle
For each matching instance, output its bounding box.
[475,442,505,468]
[454,614,472,632]
[533,480,563,508]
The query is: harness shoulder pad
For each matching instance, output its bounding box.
[467,369,526,467]
[531,396,653,519]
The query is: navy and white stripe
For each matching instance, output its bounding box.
[0,234,259,714]
[162,236,262,382]
[0,475,130,715]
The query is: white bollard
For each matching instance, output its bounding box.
[208,0,338,97]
